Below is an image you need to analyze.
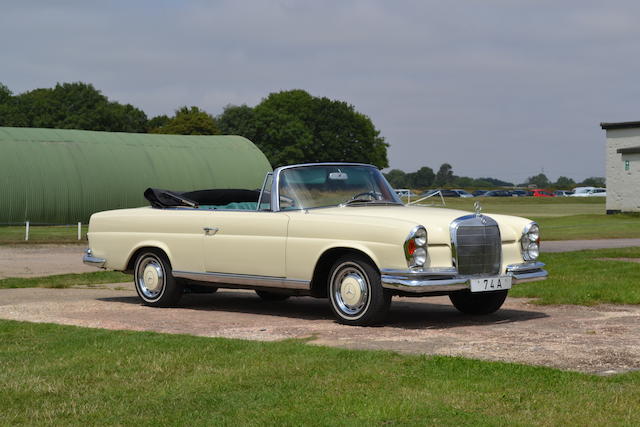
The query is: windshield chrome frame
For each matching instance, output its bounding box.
[269,162,399,212]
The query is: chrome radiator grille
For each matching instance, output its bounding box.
[451,215,501,275]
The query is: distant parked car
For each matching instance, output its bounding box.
[553,190,573,197]
[451,189,474,198]
[472,190,488,197]
[510,190,531,197]
[481,190,512,197]
[570,187,606,197]
[532,189,555,198]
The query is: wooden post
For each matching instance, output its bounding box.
[78,222,82,240]
[25,221,30,241]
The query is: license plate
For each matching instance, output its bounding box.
[469,276,512,292]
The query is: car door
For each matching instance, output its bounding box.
[203,210,289,277]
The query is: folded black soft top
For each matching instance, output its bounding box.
[144,188,261,208]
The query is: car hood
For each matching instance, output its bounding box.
[308,205,531,243]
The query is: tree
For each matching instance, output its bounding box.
[478,177,514,187]
[580,177,606,187]
[147,114,171,130]
[0,82,148,132]
[525,173,550,188]
[434,163,454,186]
[0,83,11,104]
[217,104,257,139]
[217,89,389,168]
[384,169,407,188]
[554,176,576,189]
[150,106,220,135]
[453,176,475,187]
[408,166,435,188]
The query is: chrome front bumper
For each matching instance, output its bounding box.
[381,262,547,294]
[83,248,106,269]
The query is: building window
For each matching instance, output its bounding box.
[625,160,630,171]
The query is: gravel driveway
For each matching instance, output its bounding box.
[1,284,638,375]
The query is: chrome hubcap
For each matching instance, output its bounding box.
[331,263,370,317]
[136,256,164,299]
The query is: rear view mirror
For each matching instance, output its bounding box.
[329,172,348,180]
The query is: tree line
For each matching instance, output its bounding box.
[385,165,605,190]
[0,82,388,168]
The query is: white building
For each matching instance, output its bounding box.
[601,121,640,213]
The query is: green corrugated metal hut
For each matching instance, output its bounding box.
[0,127,272,224]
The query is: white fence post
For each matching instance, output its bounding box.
[78,222,82,240]
[25,221,30,241]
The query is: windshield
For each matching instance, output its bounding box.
[277,165,402,210]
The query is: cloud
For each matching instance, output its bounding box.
[2,0,639,181]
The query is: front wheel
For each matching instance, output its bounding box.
[328,255,391,326]
[449,289,508,315]
[133,250,183,307]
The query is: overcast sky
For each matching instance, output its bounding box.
[2,1,639,183]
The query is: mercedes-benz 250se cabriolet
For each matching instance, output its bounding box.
[83,163,547,325]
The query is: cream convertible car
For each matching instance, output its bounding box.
[84,163,547,325]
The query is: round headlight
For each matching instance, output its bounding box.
[413,247,427,266]
[526,242,539,260]
[521,222,540,261]
[414,227,427,247]
[526,224,539,242]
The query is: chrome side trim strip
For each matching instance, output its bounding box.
[172,270,311,290]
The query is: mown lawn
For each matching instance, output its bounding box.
[533,213,640,241]
[0,320,638,426]
[425,198,640,240]
[0,271,129,289]
[511,247,640,305]
[0,224,88,245]
[424,196,605,217]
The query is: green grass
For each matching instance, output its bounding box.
[0,320,638,426]
[0,271,130,289]
[511,247,640,305]
[419,196,605,217]
[533,213,640,241]
[0,225,88,245]
[417,198,640,240]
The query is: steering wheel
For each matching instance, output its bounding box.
[344,191,382,204]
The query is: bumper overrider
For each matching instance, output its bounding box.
[381,262,547,294]
[83,248,106,268]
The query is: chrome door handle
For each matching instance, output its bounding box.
[203,227,219,235]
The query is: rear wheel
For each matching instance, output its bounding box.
[449,289,508,315]
[328,255,391,326]
[133,250,183,307]
[255,290,290,301]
